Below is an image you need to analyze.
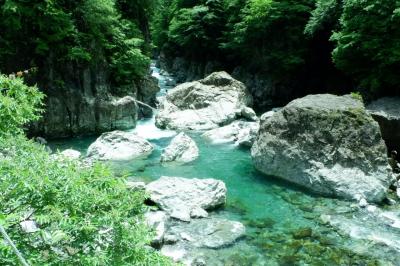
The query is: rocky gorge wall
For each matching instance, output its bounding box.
[28,61,159,139]
[158,54,352,113]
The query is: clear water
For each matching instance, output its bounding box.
[48,62,400,265]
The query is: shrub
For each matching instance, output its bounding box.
[0,134,173,265]
[0,75,44,135]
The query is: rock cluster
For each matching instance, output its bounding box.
[143,176,245,265]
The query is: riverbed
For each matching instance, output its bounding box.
[49,63,400,265]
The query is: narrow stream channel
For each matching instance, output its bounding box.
[49,62,400,265]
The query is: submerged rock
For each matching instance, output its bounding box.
[367,97,400,151]
[146,176,226,222]
[202,120,259,147]
[252,94,392,202]
[167,218,245,249]
[87,130,153,161]
[155,71,253,130]
[160,133,199,163]
[160,216,247,265]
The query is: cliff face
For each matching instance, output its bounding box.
[29,59,159,139]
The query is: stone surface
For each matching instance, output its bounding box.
[167,218,245,249]
[252,94,392,202]
[155,71,253,130]
[160,133,199,163]
[126,181,146,191]
[367,97,400,151]
[145,211,168,246]
[20,220,39,233]
[87,130,153,161]
[137,76,160,118]
[60,149,81,160]
[241,107,258,121]
[28,60,159,139]
[146,176,226,222]
[202,120,259,148]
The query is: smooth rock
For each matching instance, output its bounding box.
[241,107,258,121]
[252,94,392,202]
[145,211,168,245]
[190,207,209,219]
[161,133,199,163]
[161,244,187,262]
[87,130,153,161]
[146,176,226,222]
[20,220,39,233]
[367,97,400,151]
[60,149,81,160]
[202,120,259,148]
[35,137,47,145]
[156,71,253,130]
[167,218,246,249]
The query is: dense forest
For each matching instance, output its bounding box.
[0,0,157,92]
[1,0,399,105]
[152,0,400,105]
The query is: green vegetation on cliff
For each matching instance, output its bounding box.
[0,0,155,88]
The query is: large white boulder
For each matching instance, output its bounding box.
[146,176,226,222]
[161,133,199,163]
[155,72,254,130]
[87,130,153,161]
[251,94,392,202]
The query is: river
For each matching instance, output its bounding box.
[49,62,400,265]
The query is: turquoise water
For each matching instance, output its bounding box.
[49,128,398,265]
[48,63,400,265]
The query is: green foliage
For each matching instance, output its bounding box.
[304,0,341,36]
[0,134,173,265]
[225,0,314,75]
[165,0,226,59]
[0,0,153,87]
[0,75,44,135]
[350,91,364,103]
[331,0,400,93]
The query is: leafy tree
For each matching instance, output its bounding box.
[0,75,173,265]
[224,0,314,77]
[331,0,400,93]
[0,75,44,135]
[0,135,173,265]
[167,0,226,60]
[0,0,153,88]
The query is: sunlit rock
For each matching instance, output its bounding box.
[160,133,199,163]
[87,130,153,161]
[146,176,226,222]
[156,71,253,130]
[252,94,392,202]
